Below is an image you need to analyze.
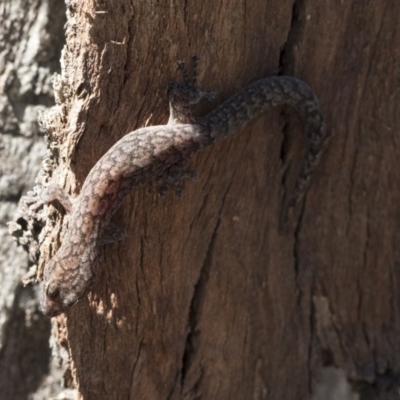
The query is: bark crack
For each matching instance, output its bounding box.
[128,338,143,393]
[279,0,306,75]
[293,194,306,279]
[179,182,232,391]
[306,275,316,393]
[179,219,220,389]
[278,0,309,223]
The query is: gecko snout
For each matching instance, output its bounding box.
[42,280,77,316]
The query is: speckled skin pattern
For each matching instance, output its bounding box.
[39,59,326,316]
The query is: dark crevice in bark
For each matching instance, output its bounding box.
[278,112,294,219]
[292,198,305,279]
[279,5,319,392]
[166,373,179,400]
[278,0,308,222]
[180,182,232,390]
[292,195,313,391]
[306,276,316,393]
[139,235,150,300]
[179,218,220,388]
[128,338,143,393]
[279,0,306,75]
[182,369,204,400]
[279,116,291,166]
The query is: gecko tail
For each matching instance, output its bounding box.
[280,118,328,234]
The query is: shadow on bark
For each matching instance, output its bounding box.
[0,285,51,400]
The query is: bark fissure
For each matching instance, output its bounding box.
[128,338,143,394]
[179,218,220,388]
[139,236,150,303]
[179,182,232,390]
[187,193,210,239]
[293,196,306,280]
[166,372,179,400]
[306,278,316,393]
[278,0,306,74]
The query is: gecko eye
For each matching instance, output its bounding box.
[46,286,60,300]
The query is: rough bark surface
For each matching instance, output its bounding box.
[9,0,400,399]
[0,0,70,399]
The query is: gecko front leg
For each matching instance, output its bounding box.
[27,182,75,214]
[158,56,213,195]
[168,55,215,125]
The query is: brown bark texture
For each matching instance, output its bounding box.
[15,0,400,399]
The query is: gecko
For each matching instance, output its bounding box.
[32,56,326,316]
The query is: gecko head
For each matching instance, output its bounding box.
[40,251,95,317]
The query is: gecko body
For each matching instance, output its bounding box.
[39,59,326,316]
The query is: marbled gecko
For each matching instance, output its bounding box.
[31,57,326,316]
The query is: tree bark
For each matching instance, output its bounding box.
[10,0,400,399]
[0,0,70,399]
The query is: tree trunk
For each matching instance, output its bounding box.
[9,0,400,399]
[0,0,69,399]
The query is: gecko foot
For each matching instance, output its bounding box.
[28,183,74,214]
[168,55,215,125]
[157,165,197,197]
[99,223,127,245]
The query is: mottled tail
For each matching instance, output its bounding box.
[204,76,327,232]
